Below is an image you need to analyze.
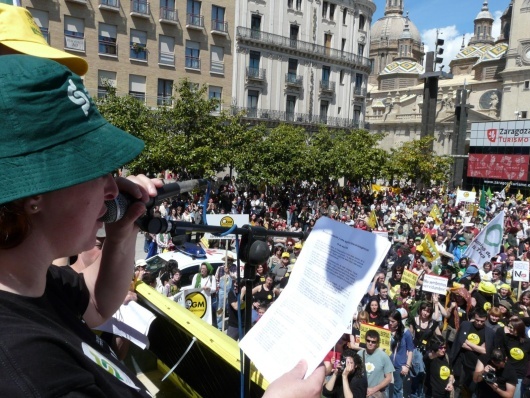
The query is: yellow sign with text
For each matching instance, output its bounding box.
[360,324,392,355]
[401,269,419,289]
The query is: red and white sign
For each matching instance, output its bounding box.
[471,120,530,147]
[467,153,529,181]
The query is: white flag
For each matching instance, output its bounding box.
[463,211,504,267]
[455,189,476,206]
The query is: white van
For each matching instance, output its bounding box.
[145,246,241,289]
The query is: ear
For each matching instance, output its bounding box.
[24,195,43,214]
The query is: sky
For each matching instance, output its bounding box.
[371,0,507,67]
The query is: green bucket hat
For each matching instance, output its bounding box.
[0,55,144,204]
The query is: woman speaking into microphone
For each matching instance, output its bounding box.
[0,54,323,397]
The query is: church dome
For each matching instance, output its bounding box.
[371,15,422,45]
[474,42,509,65]
[475,0,494,20]
[455,44,492,60]
[381,60,424,75]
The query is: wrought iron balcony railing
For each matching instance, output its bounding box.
[354,86,367,96]
[99,0,119,9]
[185,56,201,69]
[246,66,266,80]
[320,80,336,92]
[160,7,178,22]
[186,13,204,28]
[131,0,149,16]
[211,19,228,33]
[237,26,373,70]
[285,72,303,86]
[231,106,360,129]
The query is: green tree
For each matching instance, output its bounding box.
[383,136,453,186]
[96,80,245,176]
[159,80,225,177]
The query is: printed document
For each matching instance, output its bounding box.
[239,217,391,382]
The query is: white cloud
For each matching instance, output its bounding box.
[492,10,502,39]
[420,10,503,71]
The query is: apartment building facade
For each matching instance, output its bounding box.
[20,0,234,109]
[232,0,375,129]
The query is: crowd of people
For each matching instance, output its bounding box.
[142,173,530,398]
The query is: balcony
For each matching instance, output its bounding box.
[246,67,266,82]
[99,0,119,11]
[186,13,204,30]
[210,60,224,75]
[353,86,367,96]
[98,39,117,56]
[130,0,149,17]
[285,72,303,87]
[185,56,201,70]
[211,19,228,36]
[159,7,178,24]
[157,96,173,106]
[231,106,360,129]
[236,26,373,72]
[320,80,336,93]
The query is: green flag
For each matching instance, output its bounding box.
[486,187,493,200]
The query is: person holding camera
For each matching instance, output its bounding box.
[473,348,517,398]
[322,349,368,398]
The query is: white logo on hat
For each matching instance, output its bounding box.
[67,79,90,116]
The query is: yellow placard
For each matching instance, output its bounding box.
[360,323,392,355]
[429,204,443,226]
[421,234,440,262]
[366,211,378,229]
[401,269,419,289]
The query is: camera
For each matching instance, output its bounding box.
[483,370,497,384]
[333,357,347,373]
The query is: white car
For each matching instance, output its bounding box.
[145,245,241,289]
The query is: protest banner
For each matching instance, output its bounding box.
[463,211,504,267]
[429,204,443,225]
[421,234,440,262]
[422,274,449,295]
[360,323,391,355]
[513,261,530,282]
[203,214,249,240]
[401,269,419,289]
[175,288,212,324]
[456,190,476,206]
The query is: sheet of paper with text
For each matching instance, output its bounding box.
[239,217,391,382]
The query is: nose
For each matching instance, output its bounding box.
[103,174,119,200]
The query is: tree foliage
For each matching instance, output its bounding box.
[383,136,453,186]
[96,85,451,186]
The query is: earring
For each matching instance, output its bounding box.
[31,205,38,211]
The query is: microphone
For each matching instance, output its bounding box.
[100,179,210,223]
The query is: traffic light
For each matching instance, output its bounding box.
[435,38,444,65]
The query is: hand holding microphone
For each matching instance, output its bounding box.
[100,179,211,223]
